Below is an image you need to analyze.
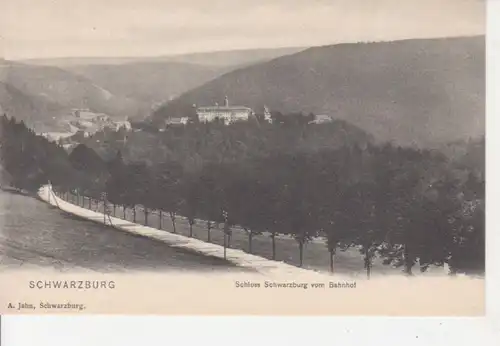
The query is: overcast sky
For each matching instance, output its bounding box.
[0,0,485,60]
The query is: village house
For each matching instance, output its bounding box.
[263,106,272,123]
[308,114,333,124]
[165,116,190,126]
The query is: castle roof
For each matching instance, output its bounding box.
[197,106,252,112]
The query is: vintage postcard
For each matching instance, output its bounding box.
[0,0,485,315]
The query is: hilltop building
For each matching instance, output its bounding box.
[308,114,333,124]
[165,116,189,126]
[73,109,110,122]
[196,96,254,125]
[112,121,132,131]
[263,106,272,123]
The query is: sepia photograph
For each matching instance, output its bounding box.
[0,0,486,315]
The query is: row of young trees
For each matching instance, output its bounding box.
[103,143,484,277]
[0,114,485,277]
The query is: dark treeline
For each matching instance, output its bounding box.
[81,111,373,166]
[0,115,78,191]
[0,114,485,277]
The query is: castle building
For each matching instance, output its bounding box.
[165,117,189,126]
[196,96,254,125]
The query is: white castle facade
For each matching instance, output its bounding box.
[196,96,254,125]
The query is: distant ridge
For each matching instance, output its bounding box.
[15,47,307,117]
[63,62,235,107]
[18,47,307,67]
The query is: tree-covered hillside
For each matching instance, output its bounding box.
[80,114,374,168]
[152,36,484,147]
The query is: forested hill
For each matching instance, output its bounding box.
[151,36,485,148]
[0,59,146,120]
[0,81,67,132]
[435,136,485,173]
[79,116,375,167]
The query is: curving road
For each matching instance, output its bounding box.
[0,190,242,272]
